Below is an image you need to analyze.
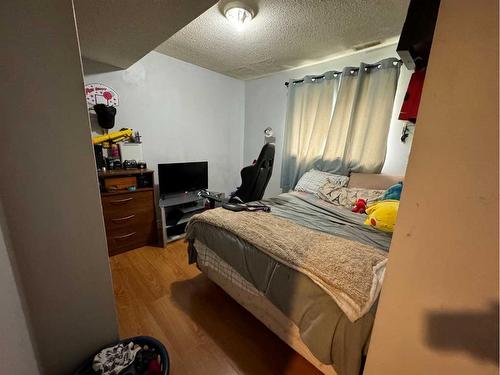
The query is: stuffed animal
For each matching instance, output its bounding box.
[352,199,367,214]
[365,200,399,233]
[381,182,403,201]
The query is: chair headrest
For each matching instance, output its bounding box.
[257,143,275,162]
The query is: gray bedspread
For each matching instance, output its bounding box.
[186,192,392,375]
[262,192,391,251]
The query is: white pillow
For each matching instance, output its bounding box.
[318,184,385,209]
[294,169,349,194]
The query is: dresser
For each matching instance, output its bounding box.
[98,169,157,256]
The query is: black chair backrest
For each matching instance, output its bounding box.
[232,143,275,203]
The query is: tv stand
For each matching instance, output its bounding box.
[159,191,224,245]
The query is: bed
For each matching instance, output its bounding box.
[185,173,401,375]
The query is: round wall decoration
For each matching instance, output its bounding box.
[85,83,119,108]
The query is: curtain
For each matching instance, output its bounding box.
[280,72,341,191]
[281,58,401,191]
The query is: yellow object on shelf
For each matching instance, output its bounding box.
[92,128,133,145]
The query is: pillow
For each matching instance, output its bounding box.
[294,170,349,194]
[365,200,399,233]
[348,173,403,190]
[318,183,384,209]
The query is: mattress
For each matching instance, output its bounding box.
[195,240,337,375]
[187,192,392,375]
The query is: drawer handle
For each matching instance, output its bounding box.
[110,197,134,204]
[113,232,137,240]
[111,214,136,223]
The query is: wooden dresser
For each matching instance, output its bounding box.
[98,169,157,256]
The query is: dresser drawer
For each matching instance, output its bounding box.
[103,207,154,232]
[106,224,156,256]
[101,190,156,256]
[102,191,153,216]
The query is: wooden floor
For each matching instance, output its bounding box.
[109,241,322,375]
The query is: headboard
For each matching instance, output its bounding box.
[347,173,403,190]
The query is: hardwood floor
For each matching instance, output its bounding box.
[109,241,322,375]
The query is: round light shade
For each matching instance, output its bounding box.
[224,5,254,28]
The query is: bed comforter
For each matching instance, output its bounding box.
[185,192,392,375]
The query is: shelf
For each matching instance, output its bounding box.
[166,210,204,229]
[179,203,206,214]
[159,193,203,208]
[160,191,223,247]
[98,168,154,177]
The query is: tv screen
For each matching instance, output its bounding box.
[158,161,208,196]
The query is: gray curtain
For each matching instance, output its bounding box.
[281,58,401,191]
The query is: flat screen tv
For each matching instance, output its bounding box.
[158,161,208,196]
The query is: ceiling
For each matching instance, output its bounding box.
[74,0,217,74]
[155,0,410,80]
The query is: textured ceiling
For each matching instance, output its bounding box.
[74,0,217,72]
[155,0,409,80]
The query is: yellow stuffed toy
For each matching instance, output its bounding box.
[364,200,399,233]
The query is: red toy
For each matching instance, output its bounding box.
[352,199,367,214]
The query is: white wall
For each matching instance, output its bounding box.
[85,51,245,195]
[85,46,410,198]
[244,43,412,197]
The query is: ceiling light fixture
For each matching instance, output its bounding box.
[224,2,255,29]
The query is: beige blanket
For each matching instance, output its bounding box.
[187,208,388,322]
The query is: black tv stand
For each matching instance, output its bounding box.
[159,190,224,245]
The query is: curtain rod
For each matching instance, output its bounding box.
[284,59,403,87]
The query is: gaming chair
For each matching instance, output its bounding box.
[230,143,275,203]
[201,143,275,208]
